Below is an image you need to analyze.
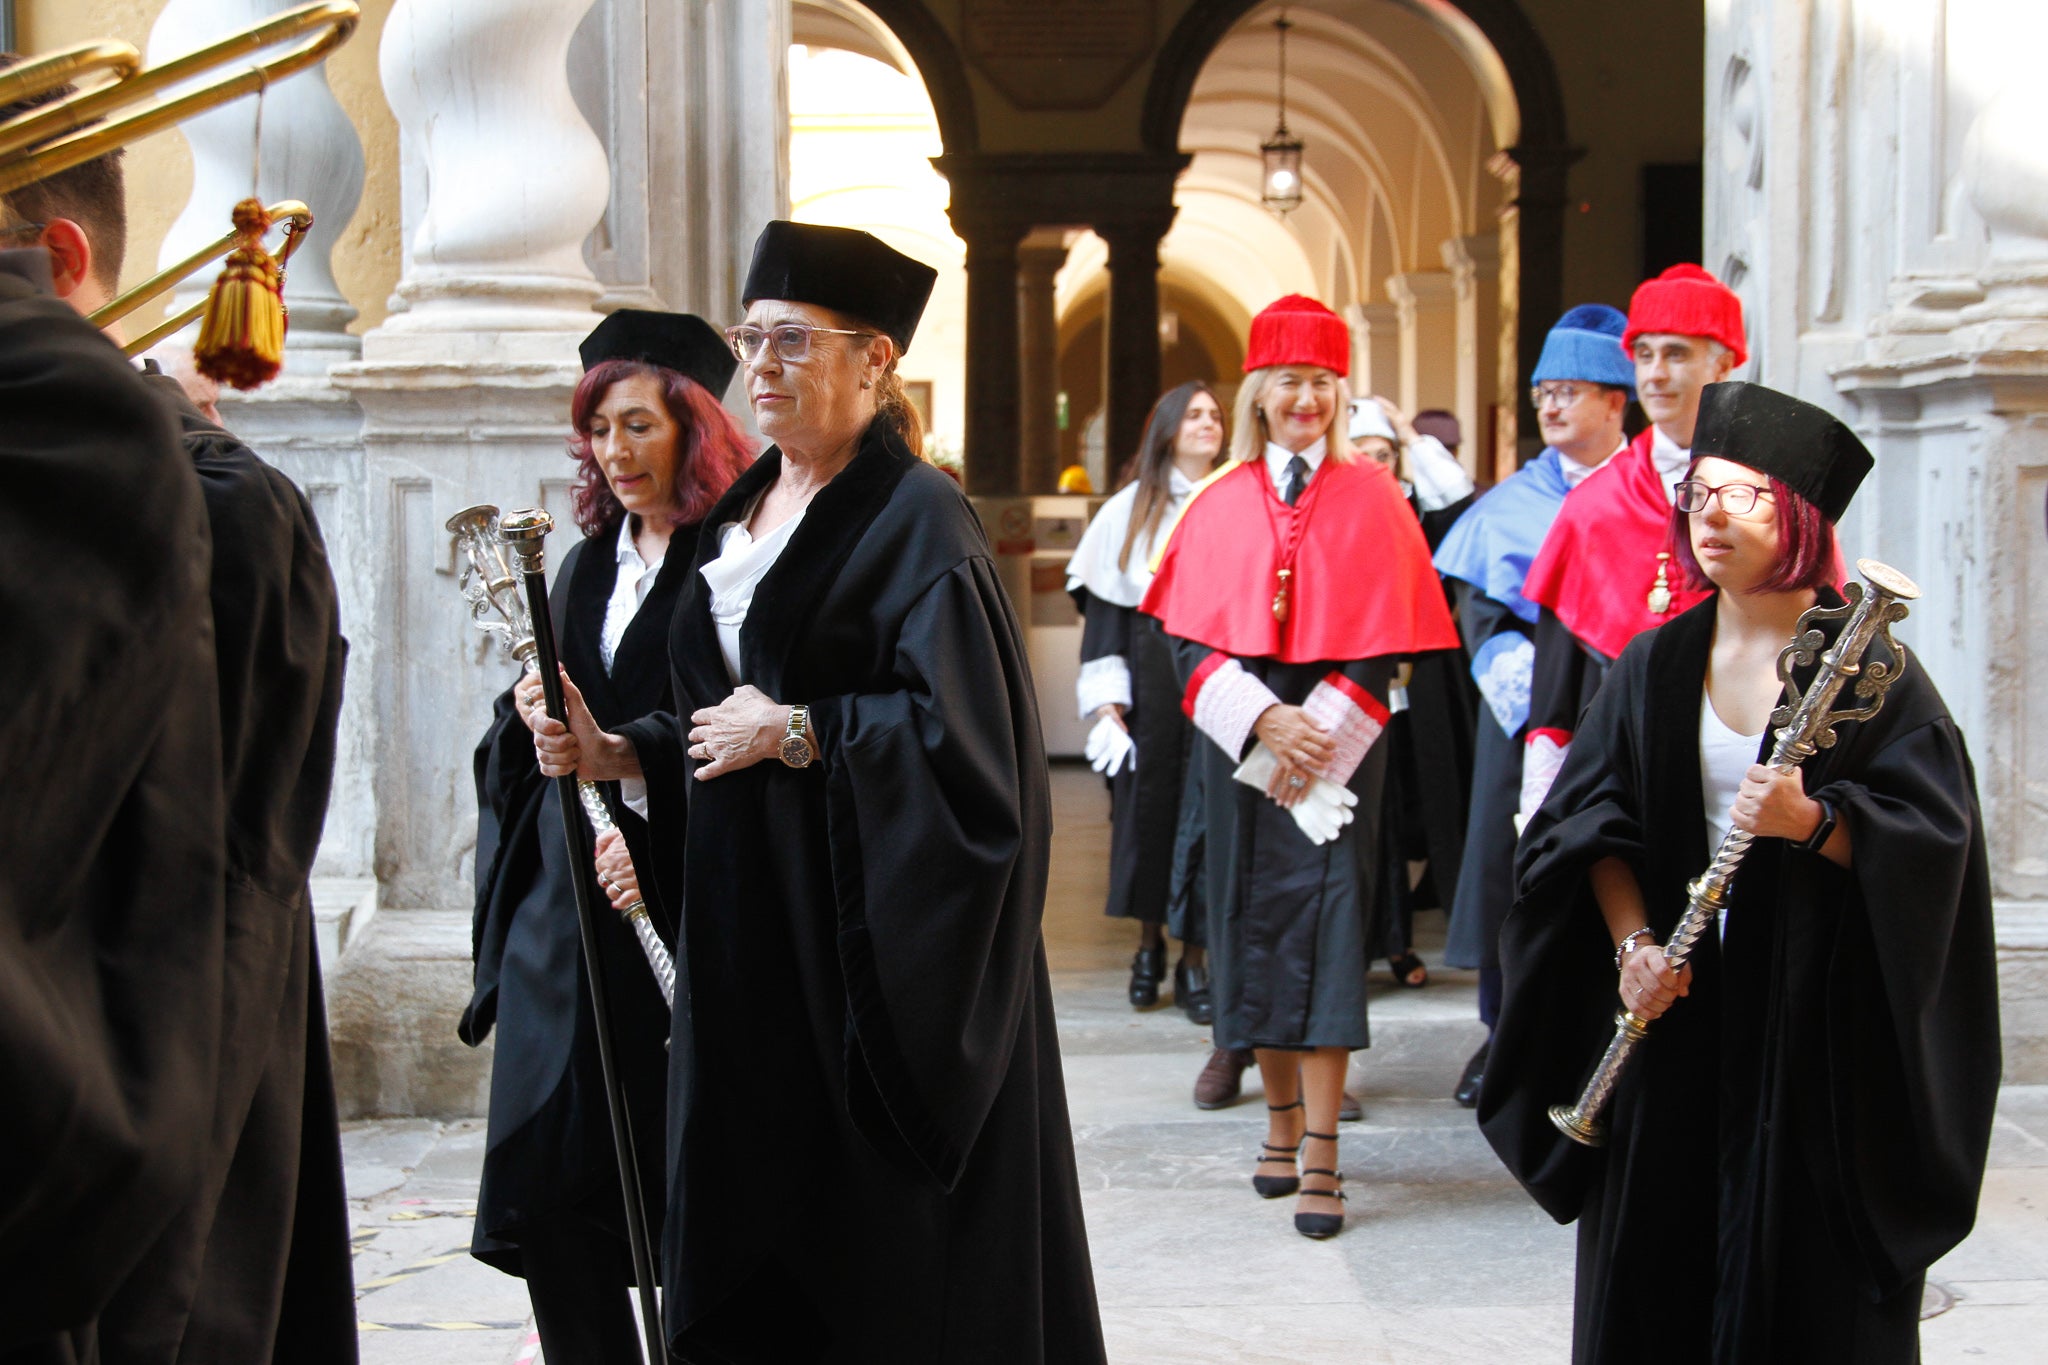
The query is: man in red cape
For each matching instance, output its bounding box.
[1140,293,1457,1238]
[1516,265,1745,822]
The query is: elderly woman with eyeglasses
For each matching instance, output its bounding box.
[1481,382,1998,1364]
[532,221,1105,1364]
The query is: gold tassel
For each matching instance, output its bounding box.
[195,198,286,390]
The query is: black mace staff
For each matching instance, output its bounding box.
[496,506,665,1359]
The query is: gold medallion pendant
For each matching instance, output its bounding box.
[1273,567,1292,622]
[1647,551,1674,615]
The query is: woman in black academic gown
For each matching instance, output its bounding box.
[1480,382,2000,1364]
[535,221,1106,1364]
[462,310,751,1361]
[1066,380,1225,1019]
[1142,295,1460,1239]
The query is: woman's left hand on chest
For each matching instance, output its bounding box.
[689,684,792,779]
[1730,764,1824,842]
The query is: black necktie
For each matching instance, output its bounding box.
[1283,454,1309,506]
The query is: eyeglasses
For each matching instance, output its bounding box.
[1529,382,1591,410]
[0,221,48,243]
[725,322,874,364]
[1675,479,1774,516]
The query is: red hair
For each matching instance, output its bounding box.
[1670,465,1840,596]
[568,359,756,538]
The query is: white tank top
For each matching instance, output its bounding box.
[1699,694,1764,938]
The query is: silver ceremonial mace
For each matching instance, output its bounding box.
[445,504,676,1006]
[1547,558,1920,1148]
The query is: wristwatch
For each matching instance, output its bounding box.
[1797,796,1838,854]
[779,704,814,769]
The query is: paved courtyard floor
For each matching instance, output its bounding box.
[348,766,2048,1362]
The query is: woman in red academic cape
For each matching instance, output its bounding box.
[1140,295,1459,1239]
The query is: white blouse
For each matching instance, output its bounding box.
[601,516,665,674]
[1700,693,1764,937]
[699,499,806,686]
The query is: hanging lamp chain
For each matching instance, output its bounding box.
[1275,11,1291,135]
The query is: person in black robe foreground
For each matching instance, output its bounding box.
[1065,380,1225,1019]
[465,311,751,1360]
[2,93,359,1361]
[0,242,225,1361]
[536,222,1105,1363]
[1479,382,1999,1363]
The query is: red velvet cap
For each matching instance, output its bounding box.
[1622,264,1747,367]
[1243,294,1350,376]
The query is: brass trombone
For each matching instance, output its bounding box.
[91,199,312,357]
[0,1,359,196]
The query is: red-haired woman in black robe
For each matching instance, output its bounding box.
[465,311,750,1361]
[1481,382,1999,1363]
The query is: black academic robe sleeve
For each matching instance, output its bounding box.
[805,554,1048,1190]
[0,274,227,1346]
[1526,604,1609,745]
[1075,588,1131,665]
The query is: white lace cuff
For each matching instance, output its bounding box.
[1183,654,1281,759]
[1518,731,1570,831]
[1299,673,1392,789]
[1076,655,1133,719]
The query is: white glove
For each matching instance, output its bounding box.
[1085,713,1136,777]
[1232,743,1357,845]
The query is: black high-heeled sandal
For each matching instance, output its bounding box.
[1295,1129,1347,1239]
[1253,1100,1303,1198]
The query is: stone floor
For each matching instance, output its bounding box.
[348,766,2048,1362]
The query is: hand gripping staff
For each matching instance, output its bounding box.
[1546,558,1920,1148]
[446,504,666,1359]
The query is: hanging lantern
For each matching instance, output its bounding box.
[1260,13,1305,216]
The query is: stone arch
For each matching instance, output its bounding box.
[854,0,983,151]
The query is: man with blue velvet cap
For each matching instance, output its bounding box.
[1433,303,1634,1107]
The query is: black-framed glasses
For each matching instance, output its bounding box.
[1529,382,1590,410]
[1675,479,1774,516]
[725,322,874,364]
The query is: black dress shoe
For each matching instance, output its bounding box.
[1128,943,1166,1009]
[1453,1040,1489,1109]
[1174,957,1213,1026]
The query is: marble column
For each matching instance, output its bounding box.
[1386,270,1459,418]
[1442,233,1503,480]
[1103,212,1176,475]
[319,0,611,1116]
[951,214,1028,496]
[147,0,365,373]
[1017,235,1072,494]
[373,0,609,351]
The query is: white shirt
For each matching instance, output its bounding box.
[700,500,807,686]
[601,516,666,674]
[1559,440,1626,490]
[1651,425,1692,504]
[1700,693,1763,937]
[1263,436,1328,497]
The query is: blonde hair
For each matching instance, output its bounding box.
[1230,366,1357,466]
[873,362,925,459]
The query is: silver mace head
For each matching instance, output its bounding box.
[445,502,537,666]
[497,507,555,577]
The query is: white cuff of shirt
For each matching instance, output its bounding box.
[1186,656,1282,759]
[1076,655,1134,719]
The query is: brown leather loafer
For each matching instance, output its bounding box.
[1194,1046,1255,1110]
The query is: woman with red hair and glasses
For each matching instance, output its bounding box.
[1482,382,1998,1363]
[461,310,752,1361]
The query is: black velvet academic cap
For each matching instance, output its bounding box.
[579,309,738,397]
[741,220,939,352]
[1690,381,1872,524]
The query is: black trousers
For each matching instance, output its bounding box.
[521,1224,645,1364]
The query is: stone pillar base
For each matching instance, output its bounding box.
[326,910,492,1119]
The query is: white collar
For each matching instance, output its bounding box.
[1558,440,1625,490]
[615,514,667,570]
[1264,436,1328,486]
[1168,465,1197,496]
[1650,424,1692,497]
